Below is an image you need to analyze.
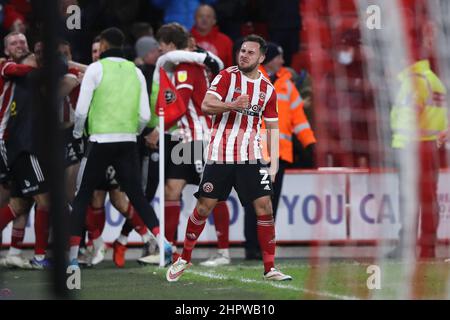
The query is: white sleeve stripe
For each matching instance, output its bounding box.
[207,90,222,100]
[176,84,194,90]
[64,73,78,80]
[264,117,278,122]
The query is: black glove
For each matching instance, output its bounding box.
[203,52,220,75]
[303,143,316,168]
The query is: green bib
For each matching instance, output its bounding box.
[88,59,141,135]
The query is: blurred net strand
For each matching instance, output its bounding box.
[300,0,450,299]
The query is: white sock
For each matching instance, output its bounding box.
[117,235,128,246]
[142,233,151,243]
[156,233,169,246]
[8,246,22,256]
[93,237,104,250]
[69,246,79,261]
[148,231,157,241]
[34,254,45,261]
[218,248,230,258]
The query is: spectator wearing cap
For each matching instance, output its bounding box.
[243,42,316,259]
[191,4,233,67]
[134,36,160,83]
[134,35,160,136]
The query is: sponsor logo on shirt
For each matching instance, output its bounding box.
[236,104,262,117]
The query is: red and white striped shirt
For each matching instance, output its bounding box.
[61,68,81,124]
[206,66,278,162]
[174,63,211,143]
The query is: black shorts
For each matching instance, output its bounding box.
[194,161,273,206]
[96,165,120,191]
[166,140,205,185]
[63,127,84,167]
[10,152,48,197]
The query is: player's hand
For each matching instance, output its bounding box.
[77,72,84,83]
[268,161,278,182]
[437,129,448,148]
[145,128,159,149]
[230,94,249,111]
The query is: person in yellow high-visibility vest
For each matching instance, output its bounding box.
[389,59,447,259]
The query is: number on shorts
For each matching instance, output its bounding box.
[259,169,269,185]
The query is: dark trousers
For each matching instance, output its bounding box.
[71,141,159,237]
[244,159,288,256]
[140,147,159,202]
[395,142,440,256]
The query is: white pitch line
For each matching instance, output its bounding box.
[188,270,360,301]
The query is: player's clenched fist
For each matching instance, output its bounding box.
[230,94,249,110]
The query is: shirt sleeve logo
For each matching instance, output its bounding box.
[177,71,188,83]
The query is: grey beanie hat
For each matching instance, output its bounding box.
[135,36,159,58]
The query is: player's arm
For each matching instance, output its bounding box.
[265,119,279,180]
[202,70,247,115]
[1,61,34,78]
[68,60,88,73]
[73,62,100,138]
[201,92,248,115]
[59,73,80,97]
[263,88,279,180]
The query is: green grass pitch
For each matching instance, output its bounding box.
[1,259,449,300]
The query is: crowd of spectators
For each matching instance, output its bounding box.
[0,0,443,169]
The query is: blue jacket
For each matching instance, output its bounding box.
[151,0,217,30]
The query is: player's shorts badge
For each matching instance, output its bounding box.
[203,182,214,193]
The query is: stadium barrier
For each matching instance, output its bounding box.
[2,168,450,246]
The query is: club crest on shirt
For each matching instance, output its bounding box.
[165,88,176,104]
[234,87,241,94]
[177,71,188,83]
[259,92,266,101]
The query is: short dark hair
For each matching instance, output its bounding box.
[93,35,101,44]
[242,34,267,55]
[156,23,188,50]
[99,27,125,48]
[58,39,70,48]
